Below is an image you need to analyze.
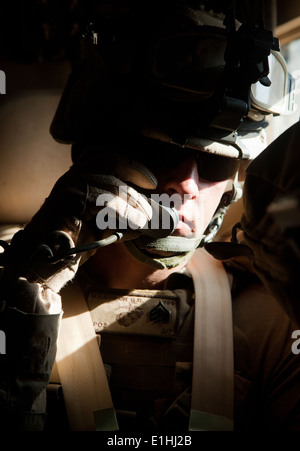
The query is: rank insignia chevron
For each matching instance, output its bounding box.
[149,301,172,323]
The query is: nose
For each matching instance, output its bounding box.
[160,154,200,200]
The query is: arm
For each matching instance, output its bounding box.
[0,148,156,430]
[0,281,61,430]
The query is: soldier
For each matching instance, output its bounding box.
[0,1,300,431]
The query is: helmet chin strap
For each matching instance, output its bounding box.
[124,235,204,269]
[124,177,243,269]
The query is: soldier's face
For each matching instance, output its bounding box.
[154,153,230,239]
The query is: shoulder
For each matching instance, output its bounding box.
[231,270,298,379]
[232,273,296,335]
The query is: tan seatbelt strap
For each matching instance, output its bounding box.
[187,248,234,431]
[55,280,118,431]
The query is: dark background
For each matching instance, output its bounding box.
[0,0,88,64]
[0,0,287,65]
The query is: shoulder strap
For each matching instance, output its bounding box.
[187,248,234,431]
[55,280,118,431]
[53,248,233,431]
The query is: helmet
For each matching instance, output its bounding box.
[51,0,296,162]
[49,1,297,267]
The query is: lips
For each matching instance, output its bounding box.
[173,214,195,236]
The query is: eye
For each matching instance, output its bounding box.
[195,151,239,182]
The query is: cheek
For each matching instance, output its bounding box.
[196,181,228,232]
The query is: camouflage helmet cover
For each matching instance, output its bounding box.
[51,0,282,160]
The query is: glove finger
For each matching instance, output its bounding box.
[78,149,157,190]
[120,185,153,219]
[114,156,157,190]
[94,188,152,230]
[87,179,153,217]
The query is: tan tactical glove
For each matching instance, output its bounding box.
[1,147,157,313]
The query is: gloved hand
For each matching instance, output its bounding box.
[1,146,157,309]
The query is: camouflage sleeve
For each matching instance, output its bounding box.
[0,278,62,430]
